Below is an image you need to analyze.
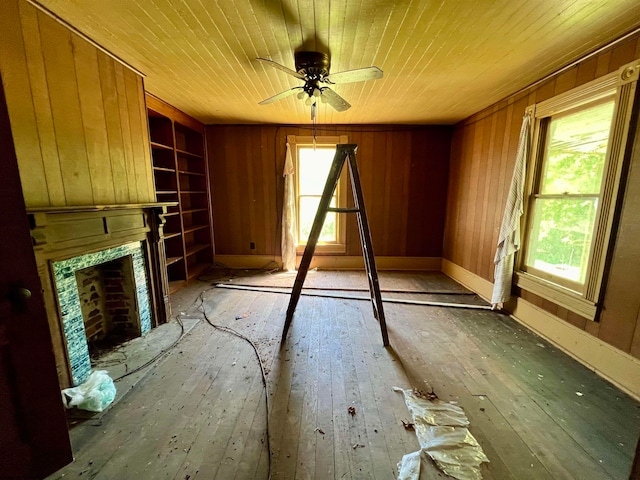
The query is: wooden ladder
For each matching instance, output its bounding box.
[282,144,389,346]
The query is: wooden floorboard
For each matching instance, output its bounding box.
[46,271,640,480]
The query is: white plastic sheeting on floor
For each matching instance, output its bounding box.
[394,387,489,480]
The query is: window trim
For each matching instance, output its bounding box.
[287,135,348,254]
[516,58,640,321]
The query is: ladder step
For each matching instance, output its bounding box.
[327,207,361,213]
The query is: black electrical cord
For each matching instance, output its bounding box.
[106,287,272,478]
[196,292,273,480]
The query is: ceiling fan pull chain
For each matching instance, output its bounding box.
[311,102,317,145]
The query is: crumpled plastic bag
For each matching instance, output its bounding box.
[393,387,488,480]
[62,370,116,412]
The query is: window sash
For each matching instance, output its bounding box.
[523,194,600,292]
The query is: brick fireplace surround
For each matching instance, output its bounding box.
[28,204,174,389]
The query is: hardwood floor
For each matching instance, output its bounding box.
[47,270,640,480]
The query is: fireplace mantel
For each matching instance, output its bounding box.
[27,203,176,388]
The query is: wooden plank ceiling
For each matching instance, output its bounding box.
[34,0,640,125]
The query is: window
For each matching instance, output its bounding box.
[288,135,348,253]
[524,99,614,289]
[517,59,639,319]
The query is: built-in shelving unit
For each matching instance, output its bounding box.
[146,95,214,293]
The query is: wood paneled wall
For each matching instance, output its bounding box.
[0,0,154,208]
[444,33,640,358]
[206,125,451,258]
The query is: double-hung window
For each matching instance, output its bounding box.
[287,135,348,254]
[517,59,639,319]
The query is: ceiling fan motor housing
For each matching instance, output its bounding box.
[295,51,330,78]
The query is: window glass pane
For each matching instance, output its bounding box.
[526,197,598,285]
[298,147,336,195]
[540,100,614,195]
[299,196,337,243]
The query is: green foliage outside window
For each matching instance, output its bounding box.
[526,100,614,285]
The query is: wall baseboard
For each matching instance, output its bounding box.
[215,255,442,271]
[441,259,493,301]
[213,255,280,270]
[442,259,640,401]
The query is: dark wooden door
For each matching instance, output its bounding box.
[0,75,73,477]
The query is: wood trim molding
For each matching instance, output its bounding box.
[215,255,442,271]
[511,298,640,401]
[302,256,442,271]
[441,259,493,301]
[442,259,640,401]
[532,70,618,118]
[146,94,204,132]
[515,272,597,320]
[214,255,280,270]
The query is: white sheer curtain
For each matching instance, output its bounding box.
[281,142,297,271]
[491,113,531,308]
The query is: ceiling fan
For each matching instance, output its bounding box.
[257,51,383,113]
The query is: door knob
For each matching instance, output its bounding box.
[8,284,32,313]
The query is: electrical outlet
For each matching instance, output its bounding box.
[250,242,256,250]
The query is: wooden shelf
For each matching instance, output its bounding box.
[148,95,213,293]
[176,148,203,159]
[183,224,209,234]
[182,208,208,214]
[151,141,174,151]
[185,243,210,257]
[166,256,183,266]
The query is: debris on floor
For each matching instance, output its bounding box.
[348,406,356,416]
[414,388,438,401]
[393,387,489,480]
[402,420,415,430]
[62,370,116,413]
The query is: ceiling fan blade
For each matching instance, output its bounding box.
[257,58,305,80]
[325,66,383,84]
[321,88,351,112]
[258,87,303,105]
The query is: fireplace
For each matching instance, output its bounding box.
[28,204,173,389]
[52,242,152,385]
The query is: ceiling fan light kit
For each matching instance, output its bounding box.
[257,51,383,119]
